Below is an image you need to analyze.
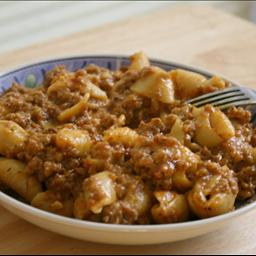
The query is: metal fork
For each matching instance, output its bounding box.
[186,87,256,110]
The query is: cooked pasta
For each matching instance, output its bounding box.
[58,93,90,122]
[131,66,174,103]
[129,51,150,71]
[168,116,185,143]
[0,158,42,202]
[56,128,92,156]
[104,127,139,147]
[31,191,73,217]
[0,120,28,156]
[74,171,117,218]
[151,191,190,224]
[0,52,255,225]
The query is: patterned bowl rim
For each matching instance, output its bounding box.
[0,55,238,82]
[0,55,253,232]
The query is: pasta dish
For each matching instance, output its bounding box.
[0,52,255,225]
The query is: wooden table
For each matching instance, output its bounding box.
[0,5,256,255]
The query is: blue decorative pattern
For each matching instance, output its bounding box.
[0,56,214,93]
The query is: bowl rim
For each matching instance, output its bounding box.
[0,55,255,232]
[0,54,220,80]
[1,190,256,232]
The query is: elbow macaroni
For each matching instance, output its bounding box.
[85,81,108,100]
[188,175,237,218]
[0,120,27,156]
[0,158,42,202]
[58,93,90,122]
[31,191,73,217]
[171,69,207,100]
[131,67,174,104]
[56,128,92,156]
[171,69,226,100]
[122,178,151,218]
[194,106,235,147]
[169,116,185,144]
[152,191,190,224]
[104,127,139,147]
[0,52,250,225]
[129,51,150,71]
[74,171,117,218]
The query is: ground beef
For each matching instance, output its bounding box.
[0,56,254,225]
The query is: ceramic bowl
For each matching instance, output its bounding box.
[0,56,255,245]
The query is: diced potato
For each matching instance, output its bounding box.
[171,69,207,100]
[131,67,174,104]
[31,191,73,217]
[0,158,42,202]
[129,51,150,71]
[169,117,185,144]
[104,127,139,147]
[56,128,91,156]
[58,93,90,122]
[151,191,190,224]
[74,171,117,217]
[0,120,27,156]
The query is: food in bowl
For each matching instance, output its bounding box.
[0,52,255,225]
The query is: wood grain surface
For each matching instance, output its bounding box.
[0,5,256,255]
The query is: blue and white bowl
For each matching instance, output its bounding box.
[0,56,255,245]
[0,55,215,92]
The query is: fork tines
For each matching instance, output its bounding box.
[186,87,253,109]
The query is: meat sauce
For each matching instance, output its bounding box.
[0,52,255,225]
